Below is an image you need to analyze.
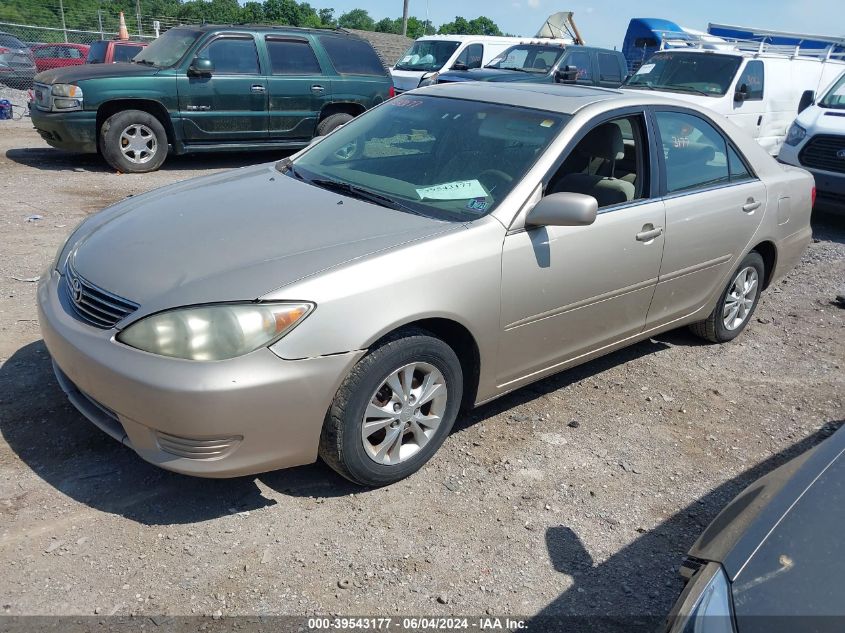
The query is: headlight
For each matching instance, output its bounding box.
[418,72,439,87]
[667,563,735,633]
[117,302,314,361]
[784,123,806,146]
[51,84,83,98]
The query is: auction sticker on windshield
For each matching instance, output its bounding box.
[637,63,655,75]
[416,180,488,200]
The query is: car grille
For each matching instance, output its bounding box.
[799,134,845,174]
[62,260,139,329]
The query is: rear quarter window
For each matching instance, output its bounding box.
[317,35,387,76]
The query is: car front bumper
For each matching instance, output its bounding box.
[30,107,99,153]
[37,269,363,477]
[778,143,845,208]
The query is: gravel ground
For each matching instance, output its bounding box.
[0,113,843,628]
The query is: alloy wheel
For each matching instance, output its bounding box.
[119,123,157,164]
[723,266,759,331]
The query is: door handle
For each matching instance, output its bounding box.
[636,226,663,242]
[742,199,762,213]
[311,84,325,93]
[250,84,265,93]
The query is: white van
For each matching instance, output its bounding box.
[778,70,845,210]
[624,42,845,155]
[390,35,571,93]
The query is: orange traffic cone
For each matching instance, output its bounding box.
[118,12,129,40]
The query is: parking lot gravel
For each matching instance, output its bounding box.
[0,106,843,627]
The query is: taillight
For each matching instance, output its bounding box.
[0,47,10,54]
[388,85,395,99]
[811,186,817,208]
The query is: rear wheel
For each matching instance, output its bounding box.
[689,251,765,343]
[319,328,463,487]
[316,112,353,137]
[100,109,168,173]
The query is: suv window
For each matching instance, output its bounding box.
[598,53,622,83]
[655,111,731,193]
[199,37,260,74]
[547,114,648,209]
[318,35,385,76]
[266,38,321,75]
[113,44,143,63]
[454,43,483,70]
[563,50,592,81]
[0,34,25,48]
[736,60,764,100]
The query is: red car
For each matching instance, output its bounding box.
[30,43,90,72]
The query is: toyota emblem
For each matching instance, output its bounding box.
[70,276,83,304]
[837,149,845,160]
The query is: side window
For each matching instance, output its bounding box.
[317,35,386,76]
[113,44,142,63]
[736,60,764,100]
[598,53,622,83]
[728,145,752,182]
[454,43,483,70]
[563,50,592,82]
[547,114,648,209]
[199,37,260,74]
[68,48,83,59]
[265,38,321,75]
[655,111,731,193]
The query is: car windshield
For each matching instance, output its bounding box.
[819,73,845,109]
[133,28,201,67]
[394,40,460,72]
[290,95,568,222]
[626,51,743,96]
[485,44,566,73]
[0,34,25,49]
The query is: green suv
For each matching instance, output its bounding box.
[30,25,395,172]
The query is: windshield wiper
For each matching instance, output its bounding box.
[133,59,156,66]
[624,83,655,90]
[310,178,419,214]
[275,157,303,180]
[653,84,711,97]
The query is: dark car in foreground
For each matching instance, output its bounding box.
[434,43,627,89]
[0,31,37,87]
[29,25,394,173]
[664,423,845,632]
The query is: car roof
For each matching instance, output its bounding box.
[417,82,638,115]
[187,24,360,38]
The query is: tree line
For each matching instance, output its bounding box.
[0,0,504,39]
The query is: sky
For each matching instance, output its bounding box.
[321,0,843,49]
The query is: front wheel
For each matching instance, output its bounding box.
[689,251,765,343]
[319,328,463,487]
[100,109,169,173]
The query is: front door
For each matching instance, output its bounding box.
[729,60,766,149]
[263,36,329,141]
[177,34,268,142]
[498,112,665,387]
[646,109,766,328]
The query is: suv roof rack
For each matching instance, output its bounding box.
[654,28,845,61]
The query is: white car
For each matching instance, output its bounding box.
[778,71,845,211]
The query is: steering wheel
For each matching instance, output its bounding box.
[478,169,513,195]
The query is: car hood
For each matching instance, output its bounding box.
[35,62,159,84]
[66,163,459,319]
[795,104,845,135]
[688,424,845,581]
[439,68,546,83]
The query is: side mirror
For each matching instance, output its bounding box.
[734,84,748,103]
[555,65,579,83]
[188,57,214,76]
[798,89,815,113]
[450,61,468,71]
[526,192,598,228]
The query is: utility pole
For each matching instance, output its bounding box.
[97,9,104,38]
[136,0,143,36]
[402,0,409,36]
[58,0,68,42]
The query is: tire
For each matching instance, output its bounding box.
[689,251,765,343]
[100,109,168,173]
[319,328,463,487]
[316,112,354,137]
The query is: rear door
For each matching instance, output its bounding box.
[263,35,329,141]
[645,108,766,329]
[177,33,268,142]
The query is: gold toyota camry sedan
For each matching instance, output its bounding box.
[37,83,814,486]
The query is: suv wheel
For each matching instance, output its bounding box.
[100,109,168,173]
[319,328,463,487]
[316,113,353,137]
